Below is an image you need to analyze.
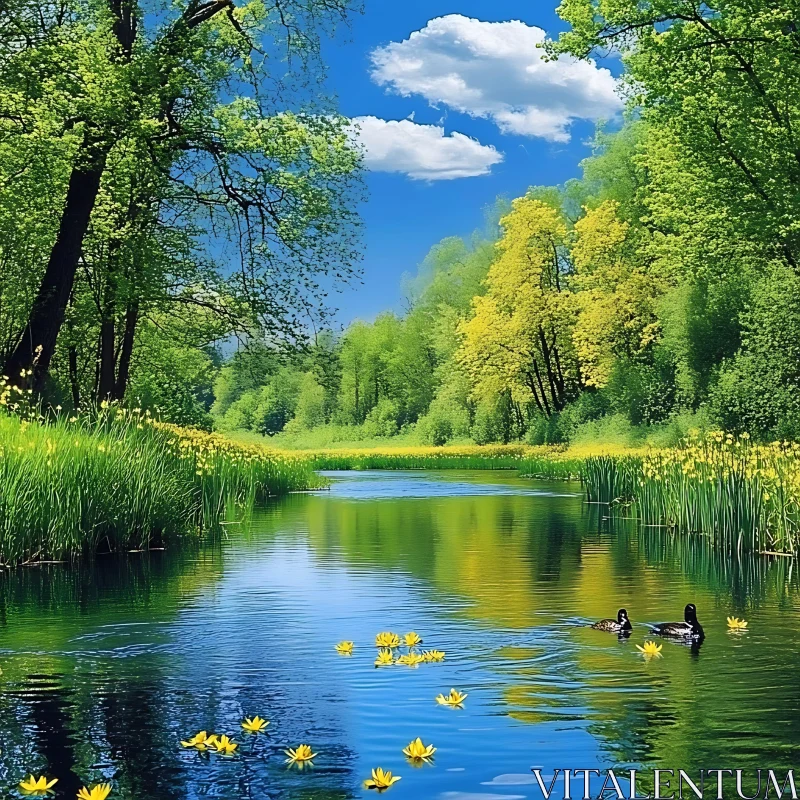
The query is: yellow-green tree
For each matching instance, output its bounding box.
[571,200,662,387]
[458,198,581,417]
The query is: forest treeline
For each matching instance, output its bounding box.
[214,0,800,446]
[4,0,800,447]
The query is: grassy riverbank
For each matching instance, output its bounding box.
[583,434,800,555]
[300,441,639,479]
[0,411,323,564]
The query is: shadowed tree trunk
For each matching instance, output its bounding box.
[2,133,108,391]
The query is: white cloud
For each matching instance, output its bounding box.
[369,15,623,143]
[351,116,503,180]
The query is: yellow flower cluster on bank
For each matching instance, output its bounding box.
[632,431,800,552]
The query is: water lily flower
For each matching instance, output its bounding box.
[375,648,395,666]
[402,737,436,761]
[375,632,400,648]
[364,767,402,791]
[211,735,238,755]
[181,731,215,750]
[285,744,317,764]
[396,652,425,666]
[636,641,663,658]
[422,650,445,662]
[436,688,467,707]
[335,641,354,655]
[241,716,269,733]
[727,616,748,630]
[404,632,422,647]
[19,775,58,796]
[77,784,112,800]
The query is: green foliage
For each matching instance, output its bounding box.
[711,266,800,438]
[0,0,363,411]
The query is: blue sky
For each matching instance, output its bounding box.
[320,1,622,324]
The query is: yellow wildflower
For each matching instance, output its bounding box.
[285,744,317,764]
[636,641,663,658]
[436,688,467,707]
[364,768,402,791]
[402,737,436,761]
[77,785,112,800]
[241,716,269,733]
[375,631,400,648]
[19,775,58,795]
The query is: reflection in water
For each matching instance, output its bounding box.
[0,470,799,799]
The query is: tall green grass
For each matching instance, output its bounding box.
[583,434,800,554]
[0,411,323,564]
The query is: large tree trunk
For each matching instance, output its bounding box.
[2,134,107,391]
[114,299,139,400]
[97,254,118,402]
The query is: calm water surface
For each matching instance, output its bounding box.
[1,470,800,799]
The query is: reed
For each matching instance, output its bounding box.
[0,408,323,564]
[583,432,800,554]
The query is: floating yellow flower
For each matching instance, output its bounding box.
[19,775,58,796]
[77,784,112,800]
[211,735,238,755]
[396,652,425,666]
[636,641,663,658]
[335,641,354,655]
[285,744,317,764]
[727,616,748,630]
[241,716,269,733]
[375,632,400,648]
[404,632,422,647]
[364,767,402,791]
[402,737,436,761]
[422,650,445,662]
[436,688,467,707]
[181,731,215,750]
[375,648,394,666]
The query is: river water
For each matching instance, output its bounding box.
[1,470,799,799]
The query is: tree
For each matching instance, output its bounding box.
[458,197,581,417]
[552,0,800,270]
[571,199,661,388]
[0,0,363,393]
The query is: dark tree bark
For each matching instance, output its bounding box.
[2,133,108,391]
[1,0,232,393]
[114,298,139,400]
[68,343,81,409]
[97,253,119,402]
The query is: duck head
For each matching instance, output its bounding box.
[617,608,632,630]
[684,603,703,633]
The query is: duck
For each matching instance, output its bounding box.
[591,608,632,634]
[650,603,704,639]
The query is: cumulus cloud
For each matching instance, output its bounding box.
[351,116,503,180]
[369,15,622,142]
